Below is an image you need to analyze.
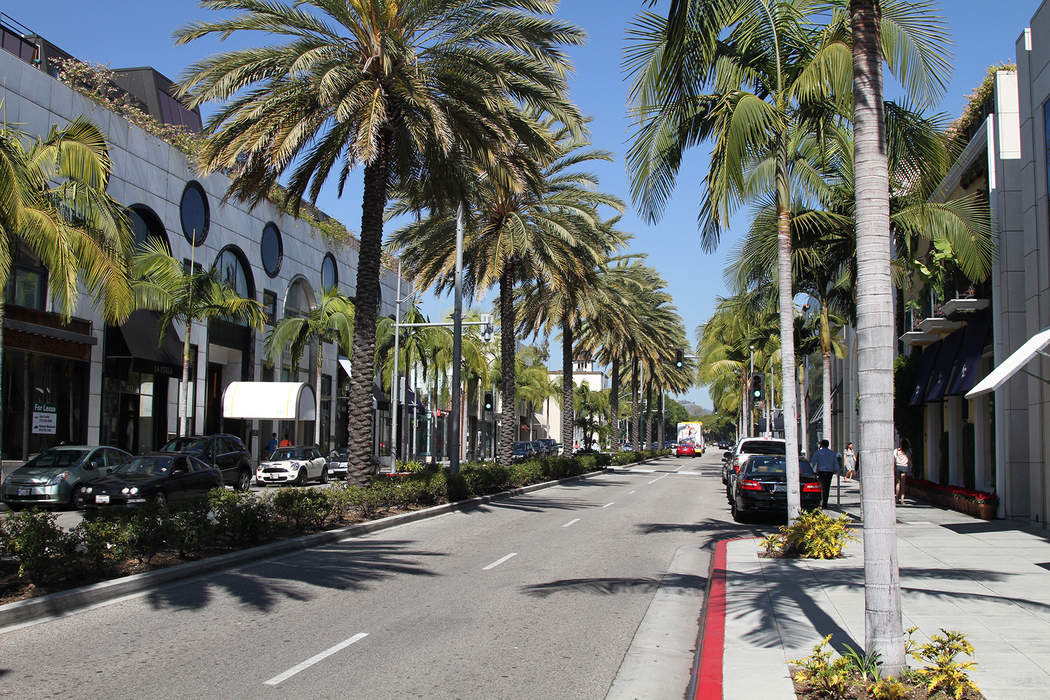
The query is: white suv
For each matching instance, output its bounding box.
[723,437,787,501]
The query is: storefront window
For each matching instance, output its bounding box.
[4,244,47,311]
[320,374,332,452]
[2,349,88,459]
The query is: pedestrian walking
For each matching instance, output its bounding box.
[266,432,278,456]
[894,438,912,504]
[811,439,838,508]
[279,433,292,448]
[843,442,857,480]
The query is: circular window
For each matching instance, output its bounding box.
[321,253,338,291]
[127,204,169,253]
[213,246,253,300]
[261,222,282,278]
[179,181,209,245]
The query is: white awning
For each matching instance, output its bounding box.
[966,327,1050,398]
[222,382,316,420]
[339,358,352,377]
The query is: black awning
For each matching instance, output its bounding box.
[909,343,940,406]
[925,328,964,402]
[107,310,183,373]
[947,313,992,396]
[373,382,389,410]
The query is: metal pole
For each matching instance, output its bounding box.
[449,202,465,474]
[390,261,402,471]
[749,345,755,438]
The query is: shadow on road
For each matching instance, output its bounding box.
[635,517,771,550]
[462,496,597,514]
[144,538,443,613]
[520,572,708,598]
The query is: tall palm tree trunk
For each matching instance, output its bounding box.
[657,392,665,450]
[775,148,802,522]
[851,0,905,675]
[347,130,392,483]
[630,359,640,450]
[822,350,833,449]
[314,343,323,445]
[799,362,809,454]
[644,380,653,449]
[561,314,574,454]
[609,356,621,451]
[181,317,193,437]
[497,265,517,465]
[0,300,6,460]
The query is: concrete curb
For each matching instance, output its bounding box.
[0,459,661,630]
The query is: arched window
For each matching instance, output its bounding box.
[321,253,338,291]
[261,222,282,277]
[213,246,254,300]
[179,181,209,245]
[284,276,316,319]
[127,204,169,253]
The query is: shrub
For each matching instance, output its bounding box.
[74,516,132,573]
[462,463,514,495]
[169,505,213,558]
[125,509,172,565]
[397,460,427,473]
[327,483,360,523]
[272,489,333,531]
[208,488,273,545]
[511,461,543,486]
[911,629,979,699]
[790,634,852,696]
[869,677,908,700]
[760,508,857,559]
[4,510,79,585]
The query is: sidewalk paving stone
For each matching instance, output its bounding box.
[719,478,1050,700]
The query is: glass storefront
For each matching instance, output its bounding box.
[2,349,89,460]
[100,370,171,454]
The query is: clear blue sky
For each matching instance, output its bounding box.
[5,0,1037,408]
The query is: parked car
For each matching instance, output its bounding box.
[511,441,535,460]
[256,445,328,486]
[1,445,133,510]
[675,443,695,457]
[158,434,253,491]
[530,440,549,457]
[730,455,822,521]
[326,447,350,480]
[82,454,221,509]
[722,437,788,502]
[536,438,559,455]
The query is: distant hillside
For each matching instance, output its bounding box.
[678,401,712,418]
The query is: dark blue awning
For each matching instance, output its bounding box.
[925,328,964,402]
[909,343,940,407]
[947,313,991,396]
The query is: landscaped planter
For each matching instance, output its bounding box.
[908,477,997,519]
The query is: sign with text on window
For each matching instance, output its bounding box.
[31,402,57,435]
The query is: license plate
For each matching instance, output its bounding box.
[16,488,28,496]
[95,494,110,504]
[771,484,784,493]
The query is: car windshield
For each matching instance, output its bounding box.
[512,442,529,451]
[330,449,349,460]
[112,457,174,477]
[159,437,209,453]
[24,449,89,469]
[745,457,814,475]
[739,440,786,456]
[269,448,309,461]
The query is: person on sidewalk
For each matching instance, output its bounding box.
[843,442,857,480]
[894,438,912,504]
[811,439,838,508]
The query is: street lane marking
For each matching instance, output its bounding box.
[602,502,615,508]
[628,490,636,495]
[562,518,581,528]
[647,474,670,485]
[483,552,518,570]
[263,633,368,686]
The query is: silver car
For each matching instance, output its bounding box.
[256,446,328,486]
[326,448,350,480]
[1,445,133,510]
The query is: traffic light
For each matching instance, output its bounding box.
[484,392,493,411]
[674,350,684,369]
[750,372,765,401]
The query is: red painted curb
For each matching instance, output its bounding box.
[694,538,729,700]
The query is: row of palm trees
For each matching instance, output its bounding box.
[631,0,985,676]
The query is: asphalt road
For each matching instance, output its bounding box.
[0,451,769,699]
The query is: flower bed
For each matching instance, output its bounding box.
[907,478,997,519]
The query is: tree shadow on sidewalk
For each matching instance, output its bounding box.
[144,538,444,613]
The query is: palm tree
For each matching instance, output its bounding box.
[0,117,134,458]
[264,287,354,447]
[175,0,584,481]
[392,123,618,465]
[133,239,266,438]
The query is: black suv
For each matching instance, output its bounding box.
[158,434,253,491]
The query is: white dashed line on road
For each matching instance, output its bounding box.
[263,633,368,686]
[602,502,615,508]
[647,474,670,485]
[562,518,581,528]
[628,490,636,495]
[483,553,518,570]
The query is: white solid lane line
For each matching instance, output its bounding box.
[562,518,581,528]
[483,552,518,570]
[602,502,615,508]
[263,633,368,686]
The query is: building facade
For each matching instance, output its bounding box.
[0,28,407,466]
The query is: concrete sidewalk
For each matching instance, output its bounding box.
[719,479,1050,700]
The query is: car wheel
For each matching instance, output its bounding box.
[236,471,252,492]
[731,499,746,523]
[153,491,167,509]
[296,468,307,487]
[71,486,88,509]
[319,466,329,485]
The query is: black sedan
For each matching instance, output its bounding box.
[81,454,221,509]
[730,455,822,522]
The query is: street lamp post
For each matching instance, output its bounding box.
[749,345,755,438]
[450,202,465,473]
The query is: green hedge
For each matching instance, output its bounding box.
[0,452,655,590]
